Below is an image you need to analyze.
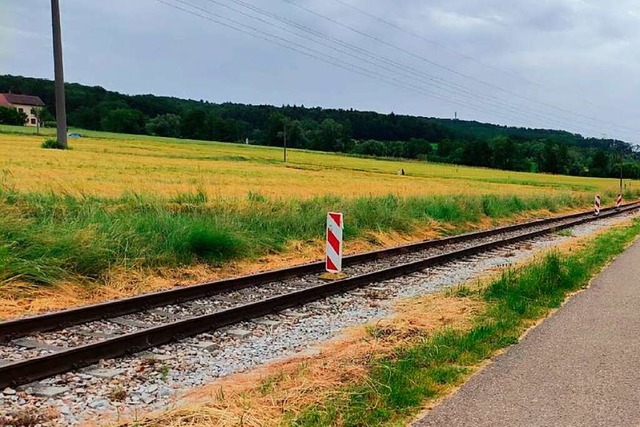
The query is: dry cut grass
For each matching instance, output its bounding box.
[109,294,484,427]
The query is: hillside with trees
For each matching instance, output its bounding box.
[2,74,638,178]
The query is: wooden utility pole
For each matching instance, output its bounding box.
[51,0,68,148]
[620,152,624,195]
[283,123,288,163]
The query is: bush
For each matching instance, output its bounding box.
[184,227,244,262]
[41,139,67,150]
[44,121,57,128]
[0,106,27,126]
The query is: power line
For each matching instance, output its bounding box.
[157,0,587,132]
[200,0,617,137]
[221,0,640,139]
[208,0,585,133]
[332,0,636,126]
[331,0,541,88]
[283,0,640,139]
[153,0,500,115]
[156,0,633,141]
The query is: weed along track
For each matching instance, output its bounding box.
[0,204,637,392]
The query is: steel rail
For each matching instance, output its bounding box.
[0,204,636,389]
[0,202,636,342]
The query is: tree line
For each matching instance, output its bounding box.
[1,74,638,179]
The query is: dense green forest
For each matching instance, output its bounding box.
[1,74,638,178]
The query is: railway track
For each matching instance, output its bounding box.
[0,203,637,389]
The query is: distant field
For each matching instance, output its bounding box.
[0,126,635,299]
[0,125,627,199]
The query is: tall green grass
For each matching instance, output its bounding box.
[292,218,640,427]
[0,188,594,285]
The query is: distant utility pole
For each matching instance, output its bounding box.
[620,152,624,195]
[51,0,68,148]
[283,123,288,163]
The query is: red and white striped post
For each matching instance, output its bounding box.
[616,193,623,209]
[326,212,343,273]
[594,194,601,216]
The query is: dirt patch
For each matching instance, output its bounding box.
[106,294,484,427]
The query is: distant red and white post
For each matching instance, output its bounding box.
[616,194,623,209]
[594,194,601,216]
[326,212,343,273]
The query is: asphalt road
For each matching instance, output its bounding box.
[414,240,640,427]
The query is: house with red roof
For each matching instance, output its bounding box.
[0,93,45,127]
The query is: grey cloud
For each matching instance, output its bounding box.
[1,0,639,142]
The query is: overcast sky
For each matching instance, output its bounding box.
[1,0,639,142]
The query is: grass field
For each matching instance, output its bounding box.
[0,124,629,198]
[0,125,635,297]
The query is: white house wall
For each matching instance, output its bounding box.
[12,104,39,127]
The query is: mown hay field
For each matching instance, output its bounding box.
[0,128,623,199]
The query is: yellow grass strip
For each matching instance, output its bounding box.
[107,295,483,427]
[0,133,623,200]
